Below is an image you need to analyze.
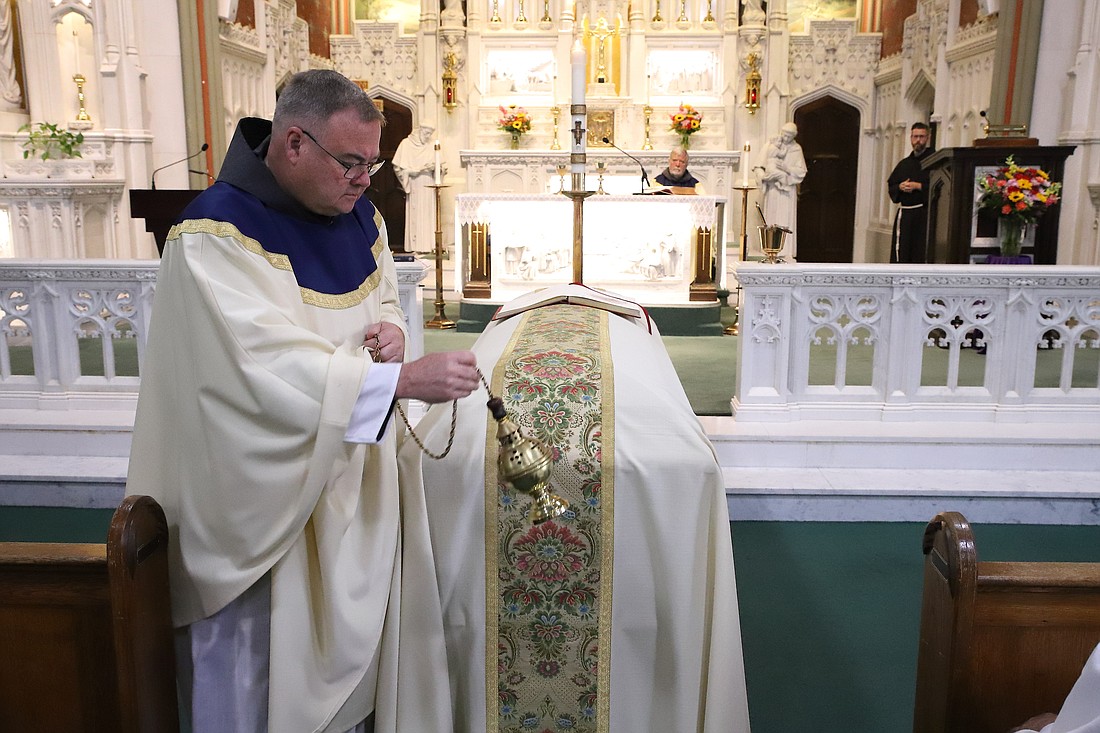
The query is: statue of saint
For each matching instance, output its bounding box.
[441,0,465,26]
[392,126,442,253]
[758,122,807,258]
[741,0,765,24]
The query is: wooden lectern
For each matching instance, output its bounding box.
[922,144,1075,264]
[129,189,202,256]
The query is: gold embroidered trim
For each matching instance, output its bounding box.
[169,216,387,309]
[596,311,614,732]
[483,313,527,733]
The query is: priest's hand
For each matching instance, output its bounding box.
[397,350,480,403]
[364,322,405,363]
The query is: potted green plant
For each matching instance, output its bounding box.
[19,121,84,160]
[10,122,92,179]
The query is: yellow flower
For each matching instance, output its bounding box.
[1007,191,1025,202]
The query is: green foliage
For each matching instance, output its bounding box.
[19,121,84,160]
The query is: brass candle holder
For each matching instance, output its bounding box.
[642,105,654,151]
[425,184,456,329]
[73,74,91,122]
[550,106,561,150]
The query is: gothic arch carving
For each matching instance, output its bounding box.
[366,85,420,129]
[790,83,868,124]
[905,67,935,107]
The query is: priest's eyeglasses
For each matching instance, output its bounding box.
[301,129,385,180]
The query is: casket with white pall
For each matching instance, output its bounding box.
[404,285,751,733]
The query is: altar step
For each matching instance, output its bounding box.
[456,298,725,336]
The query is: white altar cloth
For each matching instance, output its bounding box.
[406,286,750,732]
[454,193,724,304]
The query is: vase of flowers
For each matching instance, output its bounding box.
[498,105,532,149]
[669,103,703,148]
[977,155,1062,257]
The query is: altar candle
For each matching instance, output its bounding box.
[433,141,442,185]
[741,141,751,187]
[570,39,587,178]
[571,40,585,105]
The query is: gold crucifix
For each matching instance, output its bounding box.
[585,17,618,85]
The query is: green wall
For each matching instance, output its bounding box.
[732,521,1100,733]
[5,507,1100,732]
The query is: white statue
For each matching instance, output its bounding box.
[441,0,465,26]
[0,0,23,109]
[758,121,808,258]
[392,126,441,253]
[741,0,765,24]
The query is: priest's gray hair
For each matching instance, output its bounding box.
[273,69,385,131]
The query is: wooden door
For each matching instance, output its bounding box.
[366,100,412,252]
[794,97,859,263]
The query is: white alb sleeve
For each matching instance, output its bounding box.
[344,363,401,443]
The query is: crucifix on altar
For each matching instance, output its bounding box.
[584,16,619,86]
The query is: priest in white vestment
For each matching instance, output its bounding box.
[405,284,752,733]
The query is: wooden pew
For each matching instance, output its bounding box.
[913,511,1100,733]
[0,495,179,732]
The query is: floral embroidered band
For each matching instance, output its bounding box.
[485,304,616,733]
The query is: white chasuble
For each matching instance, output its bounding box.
[128,219,451,733]
[408,286,751,733]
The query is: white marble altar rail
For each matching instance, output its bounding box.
[3,260,1098,524]
[733,263,1100,423]
[0,259,427,411]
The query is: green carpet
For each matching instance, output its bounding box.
[425,304,741,415]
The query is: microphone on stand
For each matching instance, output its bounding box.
[150,143,209,189]
[601,137,650,193]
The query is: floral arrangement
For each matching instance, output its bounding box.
[669,103,703,146]
[977,156,1062,256]
[498,104,532,135]
[977,155,1062,223]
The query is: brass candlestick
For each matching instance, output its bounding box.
[561,177,596,284]
[425,184,456,329]
[551,106,561,150]
[73,74,91,122]
[725,183,756,336]
[642,105,654,151]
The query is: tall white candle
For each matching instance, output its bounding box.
[571,40,585,106]
[570,39,587,178]
[433,141,442,185]
[741,141,751,187]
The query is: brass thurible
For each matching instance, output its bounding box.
[489,397,568,524]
